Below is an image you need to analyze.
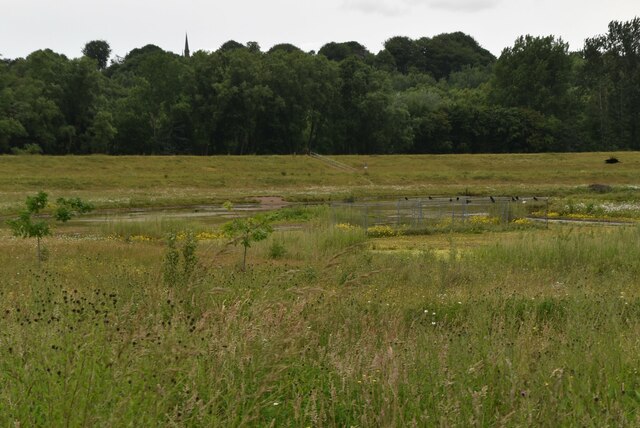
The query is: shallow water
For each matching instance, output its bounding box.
[76,202,286,225]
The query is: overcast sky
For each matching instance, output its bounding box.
[1,0,637,60]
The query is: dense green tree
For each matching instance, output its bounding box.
[584,18,640,149]
[2,25,638,155]
[373,49,396,72]
[330,57,413,154]
[109,47,192,153]
[0,118,26,152]
[5,50,70,153]
[384,33,495,78]
[384,36,419,74]
[82,40,111,70]
[60,57,105,152]
[246,41,261,53]
[447,64,493,89]
[218,40,246,53]
[491,35,573,118]
[257,51,339,154]
[267,43,303,54]
[410,109,452,153]
[299,55,340,153]
[416,32,495,80]
[318,41,370,62]
[0,62,25,151]
[188,51,225,154]
[214,49,273,154]
[124,44,163,61]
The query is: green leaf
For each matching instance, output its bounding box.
[54,206,72,222]
[55,197,94,222]
[26,191,48,213]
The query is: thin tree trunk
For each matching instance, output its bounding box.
[242,245,247,271]
[37,236,42,266]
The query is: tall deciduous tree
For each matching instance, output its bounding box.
[110,46,192,154]
[491,35,573,119]
[82,40,111,70]
[3,26,639,155]
[318,41,370,62]
[267,43,303,54]
[218,40,246,53]
[384,36,419,74]
[416,32,495,80]
[584,18,640,149]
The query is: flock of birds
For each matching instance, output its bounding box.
[402,195,542,204]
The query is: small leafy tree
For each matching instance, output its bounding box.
[222,214,273,271]
[7,191,93,263]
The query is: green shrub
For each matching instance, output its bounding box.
[268,240,287,259]
[163,231,198,287]
[11,143,43,155]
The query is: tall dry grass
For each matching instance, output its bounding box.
[1,221,640,425]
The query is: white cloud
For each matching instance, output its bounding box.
[343,0,501,15]
[342,0,409,15]
[427,0,502,12]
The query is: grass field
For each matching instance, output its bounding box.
[1,153,640,426]
[1,152,639,213]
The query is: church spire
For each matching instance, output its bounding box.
[183,33,190,58]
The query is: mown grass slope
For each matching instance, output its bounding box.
[1,152,639,213]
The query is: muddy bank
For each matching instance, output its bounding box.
[76,196,292,224]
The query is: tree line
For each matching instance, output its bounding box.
[1,18,639,155]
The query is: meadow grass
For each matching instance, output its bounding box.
[1,152,639,214]
[2,217,640,426]
[2,153,640,425]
